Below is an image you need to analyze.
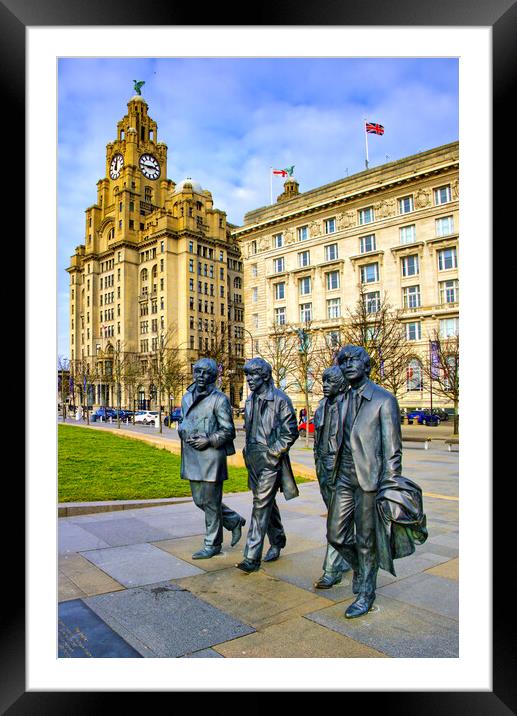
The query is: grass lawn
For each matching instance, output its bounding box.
[58,424,309,502]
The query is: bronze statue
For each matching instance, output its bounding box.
[327,345,403,618]
[312,366,351,588]
[133,80,145,95]
[236,357,299,573]
[179,358,245,559]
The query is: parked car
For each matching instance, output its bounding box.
[163,407,183,426]
[406,409,441,426]
[298,419,315,437]
[134,411,159,425]
[431,408,449,421]
[90,407,117,422]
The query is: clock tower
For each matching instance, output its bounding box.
[66,90,245,412]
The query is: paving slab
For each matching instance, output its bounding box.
[426,531,459,550]
[58,572,87,602]
[81,543,205,587]
[388,551,451,579]
[59,521,111,554]
[182,648,225,658]
[58,599,142,658]
[424,557,459,581]
[59,553,125,598]
[414,542,458,560]
[213,615,388,658]
[377,572,459,620]
[73,516,173,547]
[174,566,333,630]
[305,594,458,658]
[152,532,323,572]
[85,582,255,657]
[260,546,396,600]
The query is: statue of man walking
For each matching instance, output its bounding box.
[179,358,246,559]
[236,357,299,573]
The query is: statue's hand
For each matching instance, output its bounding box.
[188,435,210,450]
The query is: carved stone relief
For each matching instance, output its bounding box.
[414,188,432,209]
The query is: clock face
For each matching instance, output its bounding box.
[139,153,160,180]
[109,153,124,179]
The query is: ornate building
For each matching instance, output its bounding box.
[232,142,459,412]
[67,92,245,411]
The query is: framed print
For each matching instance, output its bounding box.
[4,0,510,710]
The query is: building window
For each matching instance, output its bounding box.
[360,234,376,253]
[299,276,311,295]
[364,291,381,313]
[406,322,422,341]
[250,241,257,255]
[253,313,259,329]
[438,247,457,271]
[273,257,285,273]
[360,263,379,284]
[324,218,336,234]
[358,206,374,225]
[398,196,414,214]
[273,232,284,248]
[436,216,454,237]
[251,264,258,278]
[274,282,285,300]
[402,285,421,309]
[326,271,340,290]
[440,317,459,337]
[300,303,312,322]
[400,225,416,245]
[407,359,423,390]
[327,297,341,319]
[325,243,338,261]
[439,279,459,304]
[434,185,452,205]
[326,330,341,348]
[297,225,309,241]
[298,250,310,267]
[275,307,286,325]
[252,287,258,302]
[189,259,194,272]
[401,254,419,277]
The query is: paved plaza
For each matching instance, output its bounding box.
[58,423,459,659]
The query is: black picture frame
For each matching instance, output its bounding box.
[8,0,506,711]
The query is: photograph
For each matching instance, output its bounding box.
[56,55,460,660]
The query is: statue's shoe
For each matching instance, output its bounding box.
[313,572,343,589]
[235,559,260,573]
[230,519,246,547]
[263,545,282,562]
[345,594,375,619]
[192,546,221,559]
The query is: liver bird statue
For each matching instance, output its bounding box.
[133,80,145,95]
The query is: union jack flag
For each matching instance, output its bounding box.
[365,122,384,135]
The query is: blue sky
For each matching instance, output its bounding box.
[58,57,458,360]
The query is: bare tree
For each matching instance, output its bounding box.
[342,285,413,398]
[292,321,320,447]
[257,322,299,391]
[422,330,460,435]
[157,328,189,430]
[58,355,71,421]
[310,329,343,392]
[121,351,143,424]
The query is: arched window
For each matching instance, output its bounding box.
[140,268,148,283]
[233,276,242,289]
[407,358,423,391]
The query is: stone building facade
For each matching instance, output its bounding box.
[232,143,459,413]
[67,94,244,411]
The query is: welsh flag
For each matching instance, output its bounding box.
[272,165,295,177]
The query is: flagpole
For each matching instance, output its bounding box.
[270,167,273,205]
[364,117,369,170]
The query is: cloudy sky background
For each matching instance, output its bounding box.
[58,57,458,359]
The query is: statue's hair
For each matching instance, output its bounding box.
[192,357,218,381]
[336,344,371,376]
[322,365,348,391]
[243,357,273,381]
